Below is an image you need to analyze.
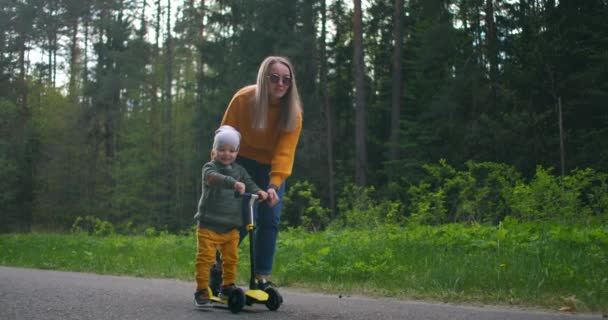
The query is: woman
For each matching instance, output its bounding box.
[210,56,303,294]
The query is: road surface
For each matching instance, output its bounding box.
[0,266,602,320]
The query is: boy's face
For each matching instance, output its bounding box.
[215,144,238,165]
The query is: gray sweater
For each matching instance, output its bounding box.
[194,160,261,233]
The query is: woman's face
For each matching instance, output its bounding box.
[267,62,291,103]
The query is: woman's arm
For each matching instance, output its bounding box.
[269,114,302,187]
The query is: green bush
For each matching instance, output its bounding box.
[406,181,447,225]
[334,183,404,229]
[564,168,608,223]
[404,160,608,225]
[459,161,521,223]
[508,166,608,223]
[71,215,115,236]
[282,180,330,231]
[407,160,521,224]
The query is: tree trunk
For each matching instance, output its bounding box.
[18,33,28,116]
[558,96,565,177]
[83,9,89,91]
[151,0,161,149]
[17,30,31,232]
[46,2,58,87]
[389,0,403,164]
[196,0,205,159]
[52,37,57,86]
[161,0,174,227]
[320,0,336,215]
[485,0,498,108]
[353,0,367,187]
[68,17,80,100]
[139,0,147,37]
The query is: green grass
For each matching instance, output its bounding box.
[1,220,606,313]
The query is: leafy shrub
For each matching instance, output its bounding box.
[334,183,404,229]
[407,160,528,225]
[406,182,447,225]
[564,168,608,223]
[71,215,115,236]
[282,180,330,231]
[508,166,564,221]
[459,161,521,223]
[144,227,158,237]
[507,166,608,223]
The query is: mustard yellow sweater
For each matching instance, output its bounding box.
[221,85,302,188]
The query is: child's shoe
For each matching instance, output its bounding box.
[194,288,212,308]
[256,279,277,291]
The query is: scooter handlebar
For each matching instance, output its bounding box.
[234,192,260,200]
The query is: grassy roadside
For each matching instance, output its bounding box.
[1,220,606,313]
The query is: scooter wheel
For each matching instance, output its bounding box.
[264,287,282,311]
[228,288,245,313]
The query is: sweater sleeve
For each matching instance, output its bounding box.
[269,113,302,187]
[203,162,238,189]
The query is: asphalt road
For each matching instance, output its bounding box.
[0,266,602,320]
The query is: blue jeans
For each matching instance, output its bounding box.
[236,156,284,276]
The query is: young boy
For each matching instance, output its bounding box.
[193,125,268,308]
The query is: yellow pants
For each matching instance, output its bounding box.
[195,227,239,291]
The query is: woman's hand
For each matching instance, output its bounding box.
[266,187,280,207]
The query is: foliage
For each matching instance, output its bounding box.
[0,99,21,232]
[334,183,404,229]
[282,180,330,232]
[406,181,447,225]
[1,0,607,233]
[406,160,522,225]
[0,232,194,279]
[2,2,607,311]
[2,221,607,312]
[508,167,608,223]
[29,86,91,231]
[275,220,608,312]
[406,160,608,225]
[71,216,115,236]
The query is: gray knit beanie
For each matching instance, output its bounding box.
[213,125,241,151]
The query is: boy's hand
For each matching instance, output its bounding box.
[257,190,269,202]
[234,181,246,194]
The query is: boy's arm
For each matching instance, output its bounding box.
[203,162,238,189]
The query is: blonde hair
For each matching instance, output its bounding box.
[253,56,303,131]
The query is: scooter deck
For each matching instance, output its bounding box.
[246,289,269,302]
[209,296,226,304]
[208,289,268,304]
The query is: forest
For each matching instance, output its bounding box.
[1,0,607,234]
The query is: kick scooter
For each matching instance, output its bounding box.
[240,192,283,311]
[207,193,282,313]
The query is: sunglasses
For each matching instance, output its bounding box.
[267,73,292,86]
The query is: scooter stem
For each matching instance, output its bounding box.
[236,192,260,290]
